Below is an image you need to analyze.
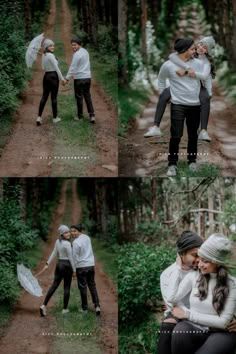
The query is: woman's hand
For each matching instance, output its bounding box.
[227,319,236,332]
[188,68,196,77]
[172,306,187,319]
[43,264,49,271]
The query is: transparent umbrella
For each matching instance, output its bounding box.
[25,33,44,68]
[17,264,43,297]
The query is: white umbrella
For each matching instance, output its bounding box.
[17,264,43,297]
[25,33,44,68]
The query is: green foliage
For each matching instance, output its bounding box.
[119,316,160,354]
[136,220,169,241]
[119,87,150,136]
[118,242,175,327]
[98,25,117,53]
[0,262,20,303]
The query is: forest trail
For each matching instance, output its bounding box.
[0,0,117,177]
[119,3,236,177]
[0,179,118,354]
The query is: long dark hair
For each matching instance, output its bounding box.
[194,51,216,79]
[196,266,229,315]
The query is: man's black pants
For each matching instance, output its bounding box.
[76,266,100,310]
[74,78,95,118]
[168,104,200,166]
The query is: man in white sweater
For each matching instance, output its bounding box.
[65,38,95,123]
[71,224,100,315]
[158,38,203,176]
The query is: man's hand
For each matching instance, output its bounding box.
[188,68,196,77]
[176,69,186,77]
[172,306,187,319]
[227,319,236,332]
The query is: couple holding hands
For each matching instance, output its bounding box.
[36,37,95,126]
[40,224,100,317]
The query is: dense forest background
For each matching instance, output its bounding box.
[119,0,236,135]
[118,177,236,353]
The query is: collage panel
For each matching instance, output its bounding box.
[0,0,117,177]
[0,178,118,354]
[118,177,236,354]
[119,0,236,177]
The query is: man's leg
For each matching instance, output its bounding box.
[154,87,171,126]
[195,332,236,354]
[171,320,209,354]
[168,104,185,166]
[83,79,95,117]
[74,79,84,118]
[157,318,177,354]
[86,267,100,307]
[185,105,200,164]
[76,268,88,310]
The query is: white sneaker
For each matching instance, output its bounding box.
[62,309,70,314]
[144,126,162,137]
[90,116,96,123]
[53,117,61,124]
[40,305,47,317]
[198,129,211,141]
[189,162,198,172]
[36,117,42,126]
[166,165,177,176]
[74,116,82,121]
[95,306,101,316]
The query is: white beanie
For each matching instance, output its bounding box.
[198,233,231,265]
[43,38,54,50]
[200,36,215,54]
[58,225,70,236]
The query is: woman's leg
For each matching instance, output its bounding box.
[154,87,171,126]
[38,74,50,117]
[195,332,236,354]
[43,262,63,306]
[171,321,209,354]
[49,73,59,118]
[62,262,73,309]
[199,87,210,131]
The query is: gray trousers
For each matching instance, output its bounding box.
[154,86,210,130]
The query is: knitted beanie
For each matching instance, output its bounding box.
[176,231,203,253]
[198,233,231,265]
[43,39,54,50]
[199,36,215,54]
[58,225,70,236]
[174,38,194,54]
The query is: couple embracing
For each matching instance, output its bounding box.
[40,224,100,317]
[158,231,236,354]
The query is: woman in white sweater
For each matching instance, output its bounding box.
[40,225,75,317]
[166,233,236,354]
[37,38,66,126]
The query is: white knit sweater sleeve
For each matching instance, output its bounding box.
[165,270,195,303]
[188,281,236,329]
[47,240,58,265]
[157,62,169,94]
[169,53,190,70]
[48,54,64,81]
[64,242,76,272]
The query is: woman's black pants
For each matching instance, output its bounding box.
[38,71,59,118]
[43,260,73,309]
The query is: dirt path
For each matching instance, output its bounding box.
[0,179,118,354]
[0,0,118,177]
[119,4,236,177]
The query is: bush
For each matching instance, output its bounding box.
[98,25,117,53]
[136,220,169,242]
[118,242,175,327]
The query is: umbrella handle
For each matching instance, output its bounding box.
[35,268,46,277]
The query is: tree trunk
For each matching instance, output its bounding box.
[118,0,128,87]
[140,0,147,64]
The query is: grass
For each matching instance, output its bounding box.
[176,161,221,177]
[89,48,117,106]
[119,87,150,136]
